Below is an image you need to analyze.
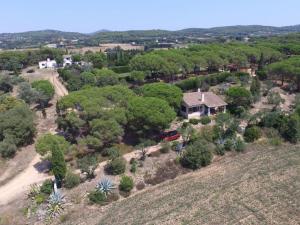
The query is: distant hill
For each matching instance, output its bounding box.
[1,25,300,49]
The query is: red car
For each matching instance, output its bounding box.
[161,130,180,141]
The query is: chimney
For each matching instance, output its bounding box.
[197,88,201,93]
[202,93,205,102]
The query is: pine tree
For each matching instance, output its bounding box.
[250,77,261,102]
[258,52,265,71]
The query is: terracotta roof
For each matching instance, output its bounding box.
[183,91,227,108]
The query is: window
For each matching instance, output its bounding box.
[188,106,199,113]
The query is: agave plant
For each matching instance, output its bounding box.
[96,177,115,196]
[47,190,65,219]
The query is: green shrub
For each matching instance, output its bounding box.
[200,116,211,125]
[189,118,199,125]
[130,161,137,173]
[234,138,246,152]
[215,144,225,156]
[171,141,180,151]
[269,137,282,146]
[0,140,17,158]
[224,139,234,151]
[40,179,53,195]
[180,140,213,170]
[244,126,262,142]
[119,176,134,192]
[160,141,171,154]
[106,157,126,175]
[264,127,280,139]
[88,190,106,205]
[34,193,46,205]
[64,171,81,189]
[103,147,120,159]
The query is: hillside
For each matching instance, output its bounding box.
[60,144,300,225]
[2,25,300,49]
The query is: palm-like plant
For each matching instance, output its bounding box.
[96,177,115,196]
[27,184,40,199]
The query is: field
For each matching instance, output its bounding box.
[69,44,144,54]
[60,144,300,225]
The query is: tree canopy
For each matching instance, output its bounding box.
[127,97,176,135]
[140,82,183,109]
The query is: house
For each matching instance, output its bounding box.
[44,43,57,49]
[39,58,57,69]
[63,55,73,67]
[181,89,227,119]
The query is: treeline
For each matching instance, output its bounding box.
[129,42,282,80]
[0,48,65,73]
[267,56,300,91]
[0,95,35,158]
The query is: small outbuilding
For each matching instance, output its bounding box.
[181,89,227,119]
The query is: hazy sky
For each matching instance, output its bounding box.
[1,0,300,33]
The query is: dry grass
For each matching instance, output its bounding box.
[62,144,300,225]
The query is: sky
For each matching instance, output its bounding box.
[0,0,300,33]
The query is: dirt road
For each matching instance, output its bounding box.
[0,69,68,205]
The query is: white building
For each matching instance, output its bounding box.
[39,58,57,69]
[44,43,57,48]
[63,55,73,67]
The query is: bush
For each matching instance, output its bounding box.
[34,193,46,205]
[40,179,53,195]
[256,70,267,80]
[269,137,282,146]
[130,161,137,173]
[77,155,98,180]
[180,140,213,170]
[234,138,246,152]
[200,116,211,125]
[103,147,120,159]
[0,140,17,158]
[244,126,262,142]
[160,141,171,154]
[119,176,134,192]
[215,144,225,156]
[88,190,106,205]
[171,141,180,151]
[189,118,199,125]
[106,157,126,175]
[224,139,234,151]
[64,171,81,189]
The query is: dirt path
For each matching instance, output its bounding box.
[0,69,68,205]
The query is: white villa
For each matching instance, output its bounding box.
[39,58,57,69]
[181,89,227,119]
[63,55,73,67]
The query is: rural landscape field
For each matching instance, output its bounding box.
[59,144,299,225]
[1,1,300,225]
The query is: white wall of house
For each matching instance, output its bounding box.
[39,58,57,69]
[63,56,73,67]
[181,103,206,119]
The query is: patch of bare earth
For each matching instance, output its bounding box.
[57,144,300,225]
